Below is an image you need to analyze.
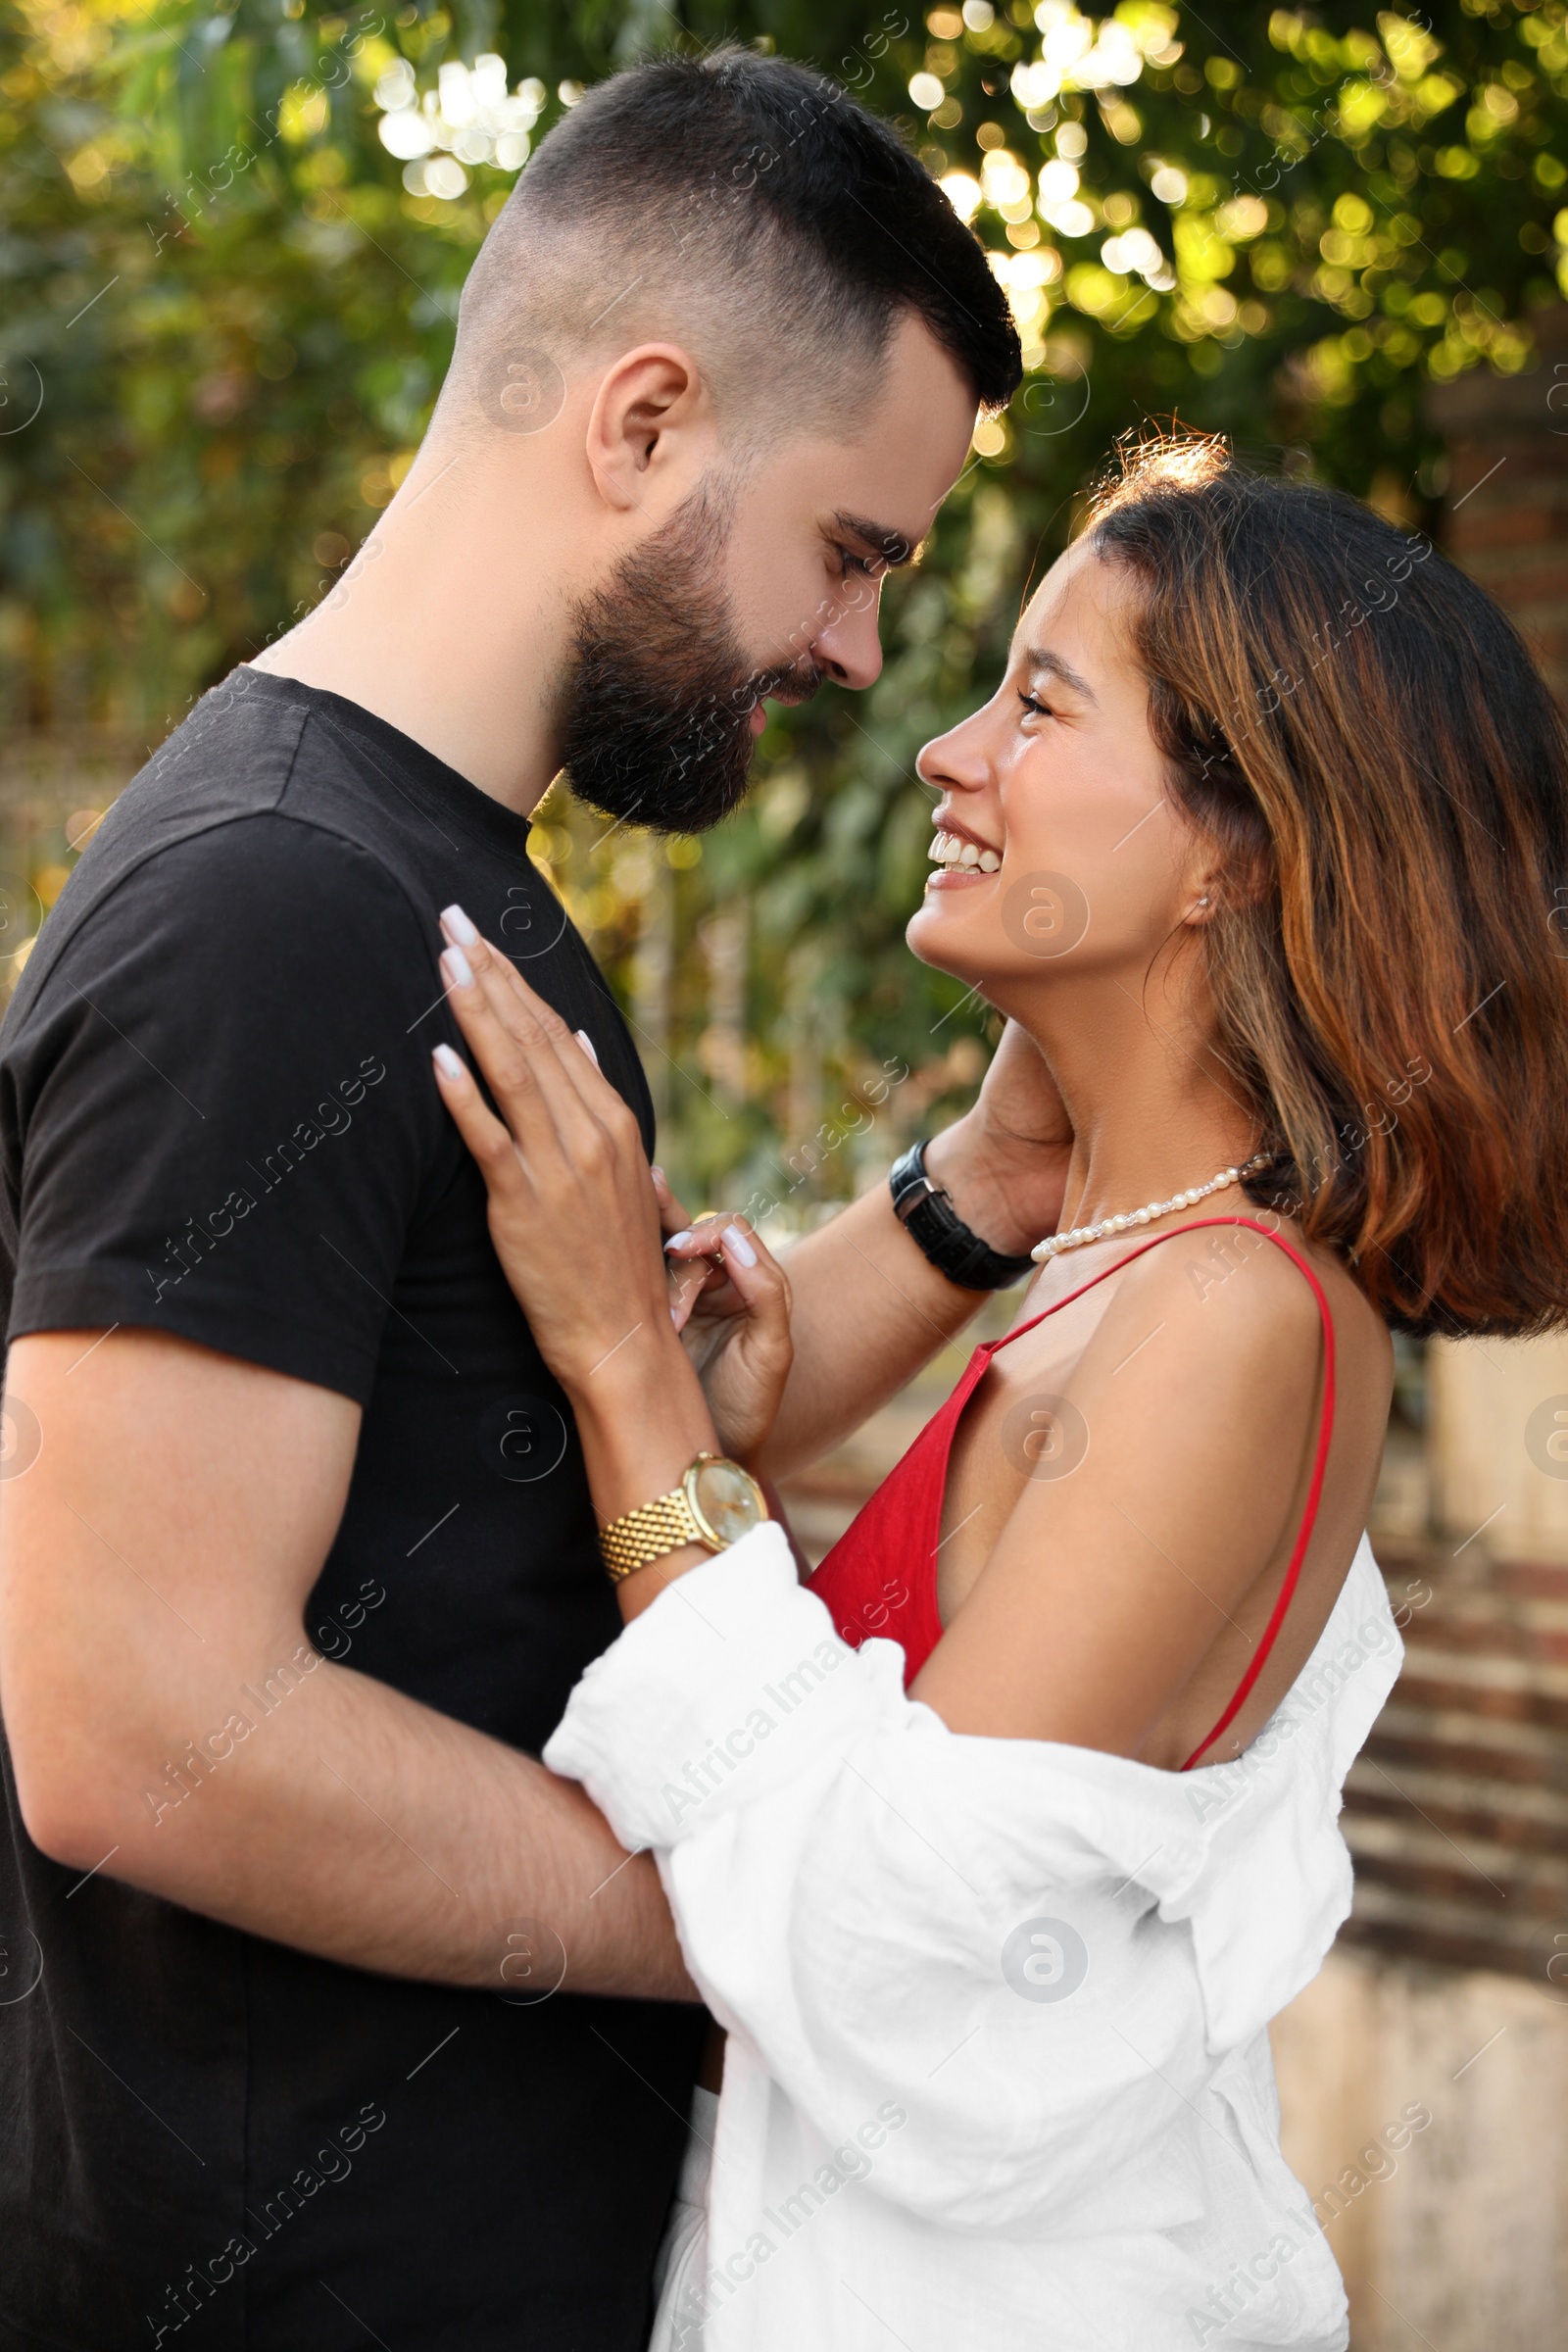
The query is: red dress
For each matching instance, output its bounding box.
[807,1216,1337,1772]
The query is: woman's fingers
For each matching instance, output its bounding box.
[665,1212,784,1308]
[665,1217,730,1330]
[716,1219,791,1319]
[438,948,570,1173]
[439,930,571,1085]
[437,918,633,1178]
[652,1169,714,1333]
[651,1163,694,1240]
[667,1252,721,1335]
[659,1208,794,1339]
[430,1041,530,1200]
[669,1215,790,1320]
[442,906,614,1113]
[433,915,664,1308]
[664,1209,749,1266]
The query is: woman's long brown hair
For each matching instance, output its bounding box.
[1088,433,1568,1338]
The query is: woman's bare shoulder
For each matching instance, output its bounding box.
[1081,1216,1390,1372]
[1076,1219,1325,1371]
[918,1227,1390,1751]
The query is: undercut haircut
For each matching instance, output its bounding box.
[449,47,1021,439]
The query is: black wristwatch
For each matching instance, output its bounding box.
[888,1139,1037,1292]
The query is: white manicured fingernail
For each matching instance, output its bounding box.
[441,945,473,990]
[722,1226,757,1267]
[575,1029,600,1069]
[664,1229,694,1250]
[441,904,478,946]
[651,1164,666,1185]
[431,1044,464,1081]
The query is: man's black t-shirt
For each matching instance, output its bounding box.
[0,669,705,2351]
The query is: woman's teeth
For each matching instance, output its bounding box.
[927,830,1001,873]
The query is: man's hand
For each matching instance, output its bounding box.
[0,1329,693,1999]
[923,1019,1072,1259]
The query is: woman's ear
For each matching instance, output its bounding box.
[1182,833,1271,926]
[584,342,716,514]
[1179,856,1226,927]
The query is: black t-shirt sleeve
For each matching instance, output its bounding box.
[5,814,454,1404]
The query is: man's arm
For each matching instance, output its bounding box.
[0,1327,694,1998]
[757,1024,1073,1479]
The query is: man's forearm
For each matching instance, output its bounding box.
[47,1645,696,2001]
[2,1329,696,2003]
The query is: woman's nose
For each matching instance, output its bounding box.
[916,713,989,796]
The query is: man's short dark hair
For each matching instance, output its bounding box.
[451,47,1021,435]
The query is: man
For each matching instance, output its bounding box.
[0,47,1043,2352]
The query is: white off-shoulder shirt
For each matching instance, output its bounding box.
[544,1522,1401,2352]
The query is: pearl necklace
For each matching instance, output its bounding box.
[1031,1154,1271,1264]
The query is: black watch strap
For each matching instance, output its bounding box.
[888,1139,1036,1292]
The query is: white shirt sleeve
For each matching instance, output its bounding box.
[544,1525,1234,2236]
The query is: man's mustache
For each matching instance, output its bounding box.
[610,655,822,736]
[743,654,827,714]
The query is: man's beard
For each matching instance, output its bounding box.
[558,482,822,835]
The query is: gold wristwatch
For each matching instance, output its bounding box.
[599,1453,768,1583]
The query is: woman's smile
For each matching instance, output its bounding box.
[925,816,1002,889]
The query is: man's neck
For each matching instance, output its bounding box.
[251,437,569,819]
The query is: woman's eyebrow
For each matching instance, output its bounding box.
[1020,645,1099,705]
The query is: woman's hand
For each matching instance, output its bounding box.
[430,921,674,1395]
[925,1019,1073,1257]
[428,912,790,1530]
[430,911,714,1545]
[656,1175,793,1464]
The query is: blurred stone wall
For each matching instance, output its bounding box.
[1271,1948,1568,2352]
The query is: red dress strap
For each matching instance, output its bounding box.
[807,1216,1337,1773]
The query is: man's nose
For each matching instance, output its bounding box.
[810,585,885,692]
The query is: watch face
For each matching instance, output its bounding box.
[688,1457,765,1548]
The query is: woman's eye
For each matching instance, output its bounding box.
[1017,690,1054,719]
[838,548,876,579]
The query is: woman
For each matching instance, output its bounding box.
[429,437,1568,2349]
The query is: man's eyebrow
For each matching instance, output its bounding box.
[832,510,916,568]
[1021,645,1099,705]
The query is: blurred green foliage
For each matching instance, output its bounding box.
[5,0,1568,1213]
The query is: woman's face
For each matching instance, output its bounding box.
[906,539,1210,1008]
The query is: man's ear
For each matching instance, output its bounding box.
[585,343,716,514]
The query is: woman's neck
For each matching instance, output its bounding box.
[1014,976,1259,1247]
[1052,1119,1259,1246]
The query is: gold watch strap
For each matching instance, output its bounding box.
[599,1486,704,1583]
